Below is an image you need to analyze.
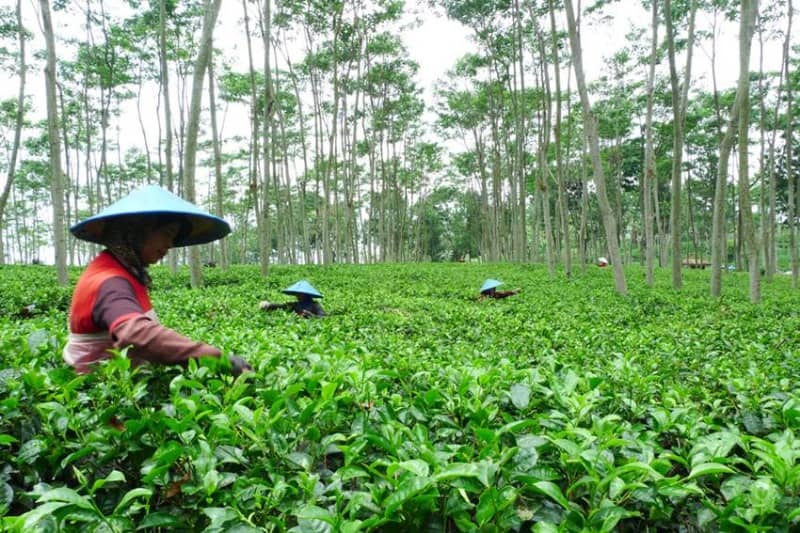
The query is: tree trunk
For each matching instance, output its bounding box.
[307,28,324,263]
[260,0,274,274]
[577,139,588,272]
[0,0,26,266]
[711,107,739,295]
[687,168,700,262]
[563,0,627,294]
[514,0,528,263]
[160,0,178,272]
[241,0,263,267]
[183,0,223,288]
[207,48,229,269]
[283,49,311,263]
[764,43,786,280]
[642,0,658,285]
[135,63,153,183]
[784,1,796,286]
[40,0,68,283]
[737,0,759,303]
[711,0,757,298]
[56,83,75,263]
[536,37,556,276]
[664,0,697,289]
[757,28,769,279]
[548,0,571,277]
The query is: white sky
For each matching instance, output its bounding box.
[6,0,789,127]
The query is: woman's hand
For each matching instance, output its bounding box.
[227,355,253,376]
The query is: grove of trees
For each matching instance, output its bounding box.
[0,0,797,301]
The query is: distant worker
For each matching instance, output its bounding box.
[63,185,251,376]
[479,278,520,300]
[260,280,326,318]
[597,256,609,267]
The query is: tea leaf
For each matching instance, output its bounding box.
[509,384,531,410]
[687,463,735,480]
[384,476,431,514]
[529,481,571,510]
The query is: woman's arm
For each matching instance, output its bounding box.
[111,314,221,364]
[95,277,222,364]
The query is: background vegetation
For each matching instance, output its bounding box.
[0,0,797,300]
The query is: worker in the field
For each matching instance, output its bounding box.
[260,280,326,318]
[479,278,520,300]
[63,184,251,376]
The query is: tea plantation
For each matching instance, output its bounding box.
[1,263,799,531]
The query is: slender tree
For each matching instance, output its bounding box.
[664,0,697,289]
[259,0,274,275]
[563,0,627,294]
[784,0,796,286]
[642,0,658,285]
[737,0,759,303]
[548,0,571,277]
[159,0,179,272]
[40,0,68,283]
[183,0,223,288]
[0,0,26,265]
[711,0,758,298]
[207,46,228,269]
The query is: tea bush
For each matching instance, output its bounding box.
[1,263,799,531]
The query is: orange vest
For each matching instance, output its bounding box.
[68,250,152,334]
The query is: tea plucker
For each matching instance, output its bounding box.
[63,185,251,375]
[478,278,520,300]
[260,280,326,318]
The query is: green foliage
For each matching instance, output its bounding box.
[2,263,800,530]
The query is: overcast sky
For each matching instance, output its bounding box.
[2,0,793,264]
[7,0,789,124]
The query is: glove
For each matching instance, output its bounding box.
[227,355,253,377]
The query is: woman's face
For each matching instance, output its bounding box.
[140,223,180,265]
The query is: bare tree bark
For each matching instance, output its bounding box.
[764,32,787,281]
[514,0,528,263]
[711,107,740,295]
[642,0,658,285]
[259,0,274,274]
[537,31,555,277]
[0,0,26,266]
[756,27,769,279]
[548,0,571,277]
[183,0,223,288]
[664,0,697,289]
[737,0,759,303]
[95,0,114,208]
[273,45,298,264]
[711,0,758,298]
[783,1,796,286]
[135,63,153,183]
[563,0,627,294]
[56,82,75,263]
[159,0,179,272]
[578,140,588,272]
[321,7,344,265]
[241,0,264,268]
[282,46,311,262]
[40,0,68,283]
[207,48,228,269]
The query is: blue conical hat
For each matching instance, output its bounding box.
[70,184,231,247]
[480,278,503,293]
[283,280,323,299]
